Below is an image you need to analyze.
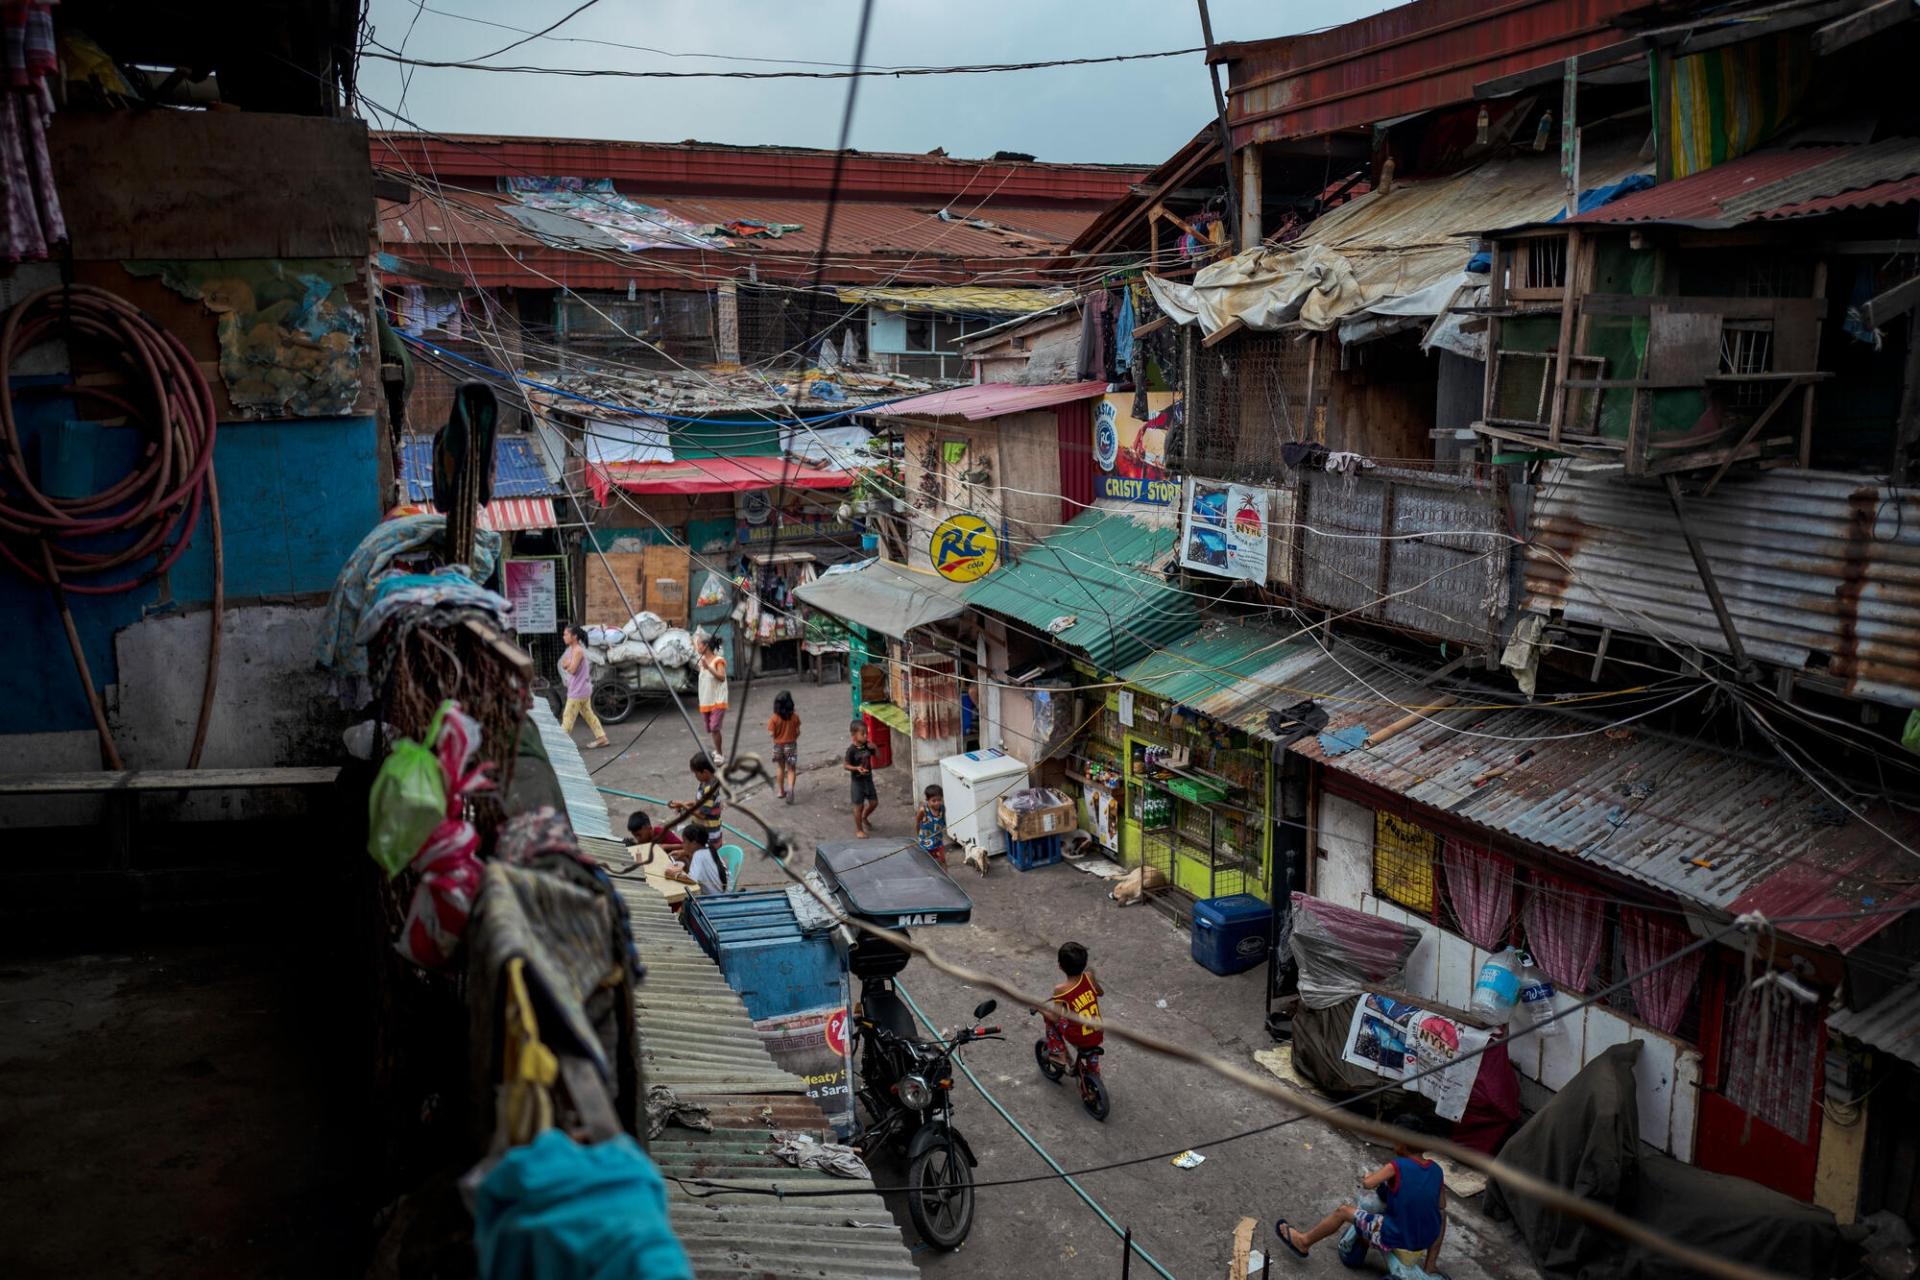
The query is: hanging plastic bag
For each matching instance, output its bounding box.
[1516,956,1561,1038]
[1469,946,1524,1022]
[396,702,495,968]
[367,735,448,878]
[695,570,731,609]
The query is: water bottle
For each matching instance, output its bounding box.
[1469,946,1523,1021]
[1516,957,1561,1038]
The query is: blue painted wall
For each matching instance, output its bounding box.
[0,409,384,734]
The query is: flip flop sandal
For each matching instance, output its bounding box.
[1274,1221,1309,1260]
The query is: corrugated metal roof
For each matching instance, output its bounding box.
[962,509,1199,669]
[1564,143,1920,228]
[373,132,1146,204]
[527,697,615,841]
[1829,979,1920,1069]
[1220,0,1654,147]
[837,285,1074,315]
[610,880,918,1279]
[1527,462,1920,710]
[792,559,971,638]
[1287,138,1647,318]
[378,186,1104,288]
[533,642,913,1275]
[869,379,1108,421]
[1283,644,1920,953]
[1117,620,1323,729]
[400,434,566,500]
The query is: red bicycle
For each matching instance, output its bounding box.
[1032,1009,1110,1121]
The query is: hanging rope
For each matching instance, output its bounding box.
[0,283,223,769]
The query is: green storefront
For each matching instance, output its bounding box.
[1086,622,1321,905]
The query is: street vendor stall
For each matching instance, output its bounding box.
[1068,685,1271,906]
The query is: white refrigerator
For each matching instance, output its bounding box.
[940,748,1031,851]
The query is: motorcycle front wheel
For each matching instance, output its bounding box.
[1080,1069,1111,1122]
[907,1139,975,1250]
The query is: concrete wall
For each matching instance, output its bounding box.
[1310,787,1701,1160]
[898,414,1063,572]
[1,110,387,824]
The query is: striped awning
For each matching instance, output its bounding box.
[388,499,558,531]
[479,498,557,531]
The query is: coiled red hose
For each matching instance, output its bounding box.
[0,283,223,769]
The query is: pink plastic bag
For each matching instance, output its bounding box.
[397,702,495,968]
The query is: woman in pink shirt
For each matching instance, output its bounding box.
[558,624,611,747]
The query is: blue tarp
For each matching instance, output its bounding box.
[1467,173,1656,272]
[400,434,566,501]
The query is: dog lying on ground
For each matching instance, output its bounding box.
[1109,863,1168,906]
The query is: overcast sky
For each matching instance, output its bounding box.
[358,0,1392,166]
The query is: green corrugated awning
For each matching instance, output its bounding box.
[1117,621,1324,739]
[859,701,911,734]
[962,510,1198,670]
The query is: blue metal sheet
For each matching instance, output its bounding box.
[0,413,383,733]
[689,890,845,1023]
[399,433,566,501]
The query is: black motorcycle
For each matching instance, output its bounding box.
[852,971,1002,1251]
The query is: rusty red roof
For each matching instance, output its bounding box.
[378,186,1104,289]
[867,379,1108,420]
[1564,144,1920,228]
[1218,0,1656,147]
[373,131,1146,204]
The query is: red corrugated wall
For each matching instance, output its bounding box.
[1055,400,1095,523]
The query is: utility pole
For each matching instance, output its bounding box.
[1194,0,1241,249]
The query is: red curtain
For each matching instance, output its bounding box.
[1521,872,1606,993]
[1724,979,1821,1142]
[1441,838,1514,951]
[1620,907,1702,1035]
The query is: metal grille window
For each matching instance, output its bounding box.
[1184,329,1311,482]
[1373,810,1438,916]
[1524,236,1567,291]
[1720,324,1775,410]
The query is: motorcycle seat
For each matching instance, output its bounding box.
[862,988,918,1042]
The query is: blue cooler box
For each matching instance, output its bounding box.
[1190,894,1273,975]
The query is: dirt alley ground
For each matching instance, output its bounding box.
[584,675,1539,1280]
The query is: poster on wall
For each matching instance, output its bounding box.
[1093,393,1179,505]
[503,558,558,634]
[1179,478,1268,581]
[755,1004,856,1137]
[1088,787,1118,851]
[1340,994,1491,1122]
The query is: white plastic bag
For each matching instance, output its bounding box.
[584,645,609,668]
[1469,946,1524,1022]
[624,611,667,643]
[651,628,695,668]
[584,624,623,647]
[695,570,731,609]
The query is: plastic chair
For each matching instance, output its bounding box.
[718,844,745,891]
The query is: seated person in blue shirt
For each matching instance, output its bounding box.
[1275,1142,1446,1273]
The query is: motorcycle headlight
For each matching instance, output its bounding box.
[897,1074,933,1110]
